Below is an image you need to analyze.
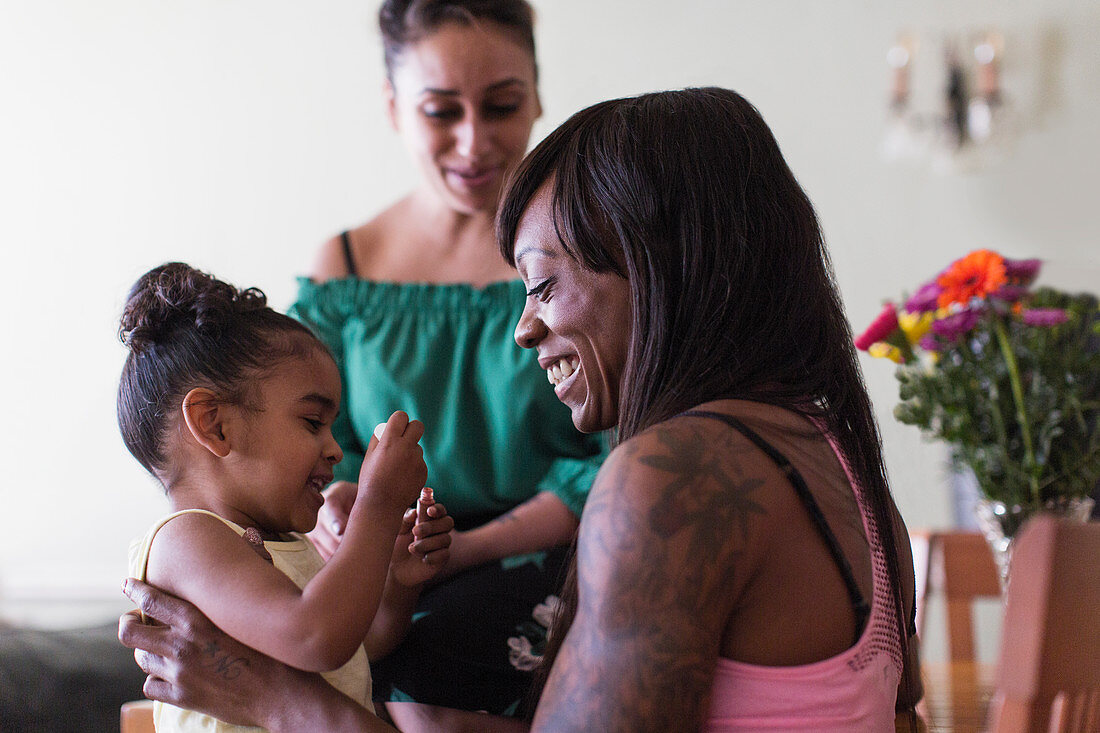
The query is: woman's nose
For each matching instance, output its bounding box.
[454,117,492,159]
[514,304,547,349]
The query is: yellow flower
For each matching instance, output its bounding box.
[868,342,904,363]
[898,310,934,344]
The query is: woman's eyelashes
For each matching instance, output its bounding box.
[302,417,324,433]
[484,102,520,118]
[525,277,555,301]
[420,100,522,122]
[423,106,461,121]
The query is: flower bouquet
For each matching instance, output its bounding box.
[856,250,1100,576]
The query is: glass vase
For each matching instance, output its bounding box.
[973,495,1095,587]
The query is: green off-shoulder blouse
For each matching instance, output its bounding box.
[290,278,606,521]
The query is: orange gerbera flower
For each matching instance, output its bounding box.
[936,249,1007,308]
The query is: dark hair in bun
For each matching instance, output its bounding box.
[378,0,536,82]
[117,262,326,478]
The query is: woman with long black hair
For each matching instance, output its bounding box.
[121,87,922,732]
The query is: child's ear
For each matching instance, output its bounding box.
[181,388,232,458]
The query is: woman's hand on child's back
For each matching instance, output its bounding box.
[356,411,428,514]
[120,579,280,729]
[389,489,454,588]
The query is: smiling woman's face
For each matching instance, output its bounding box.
[512,185,632,433]
[387,21,540,215]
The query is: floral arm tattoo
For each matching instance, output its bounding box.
[532,423,766,733]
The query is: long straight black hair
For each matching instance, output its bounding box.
[498,87,917,716]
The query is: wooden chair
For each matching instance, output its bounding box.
[986,516,1100,733]
[912,529,1002,662]
[120,699,154,733]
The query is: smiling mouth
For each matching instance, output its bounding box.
[307,476,329,499]
[446,166,499,188]
[547,356,579,386]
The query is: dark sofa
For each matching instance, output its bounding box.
[0,623,146,732]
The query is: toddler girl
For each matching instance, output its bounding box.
[118,262,451,731]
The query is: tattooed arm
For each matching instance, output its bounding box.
[531,422,766,733]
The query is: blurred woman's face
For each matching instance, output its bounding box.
[387,22,540,215]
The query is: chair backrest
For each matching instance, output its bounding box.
[120,699,154,733]
[987,517,1100,733]
[913,529,1002,662]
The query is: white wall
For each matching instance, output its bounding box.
[1,0,1097,628]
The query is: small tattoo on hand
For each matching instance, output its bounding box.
[201,640,250,680]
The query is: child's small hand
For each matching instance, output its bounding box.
[357,411,428,514]
[390,488,454,588]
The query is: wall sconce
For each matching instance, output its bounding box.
[882,30,1015,172]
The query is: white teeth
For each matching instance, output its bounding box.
[546,357,579,386]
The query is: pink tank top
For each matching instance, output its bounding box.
[683,411,903,732]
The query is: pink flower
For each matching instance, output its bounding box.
[905,282,943,313]
[931,309,982,340]
[918,335,940,351]
[992,285,1030,302]
[856,304,900,351]
[1021,308,1068,327]
[1003,258,1042,285]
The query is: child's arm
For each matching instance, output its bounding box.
[146,411,428,673]
[364,489,454,659]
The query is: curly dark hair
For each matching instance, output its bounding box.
[117,262,325,478]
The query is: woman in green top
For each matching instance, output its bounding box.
[292,0,605,718]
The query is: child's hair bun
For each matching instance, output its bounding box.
[117,262,321,476]
[119,262,268,353]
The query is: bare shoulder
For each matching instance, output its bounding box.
[309,197,412,281]
[537,417,776,731]
[582,415,779,603]
[309,221,380,282]
[144,512,253,598]
[581,404,832,588]
[310,232,354,281]
[591,409,783,523]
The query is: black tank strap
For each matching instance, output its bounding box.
[340,230,357,277]
[680,409,871,641]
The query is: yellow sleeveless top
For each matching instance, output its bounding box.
[128,509,374,732]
